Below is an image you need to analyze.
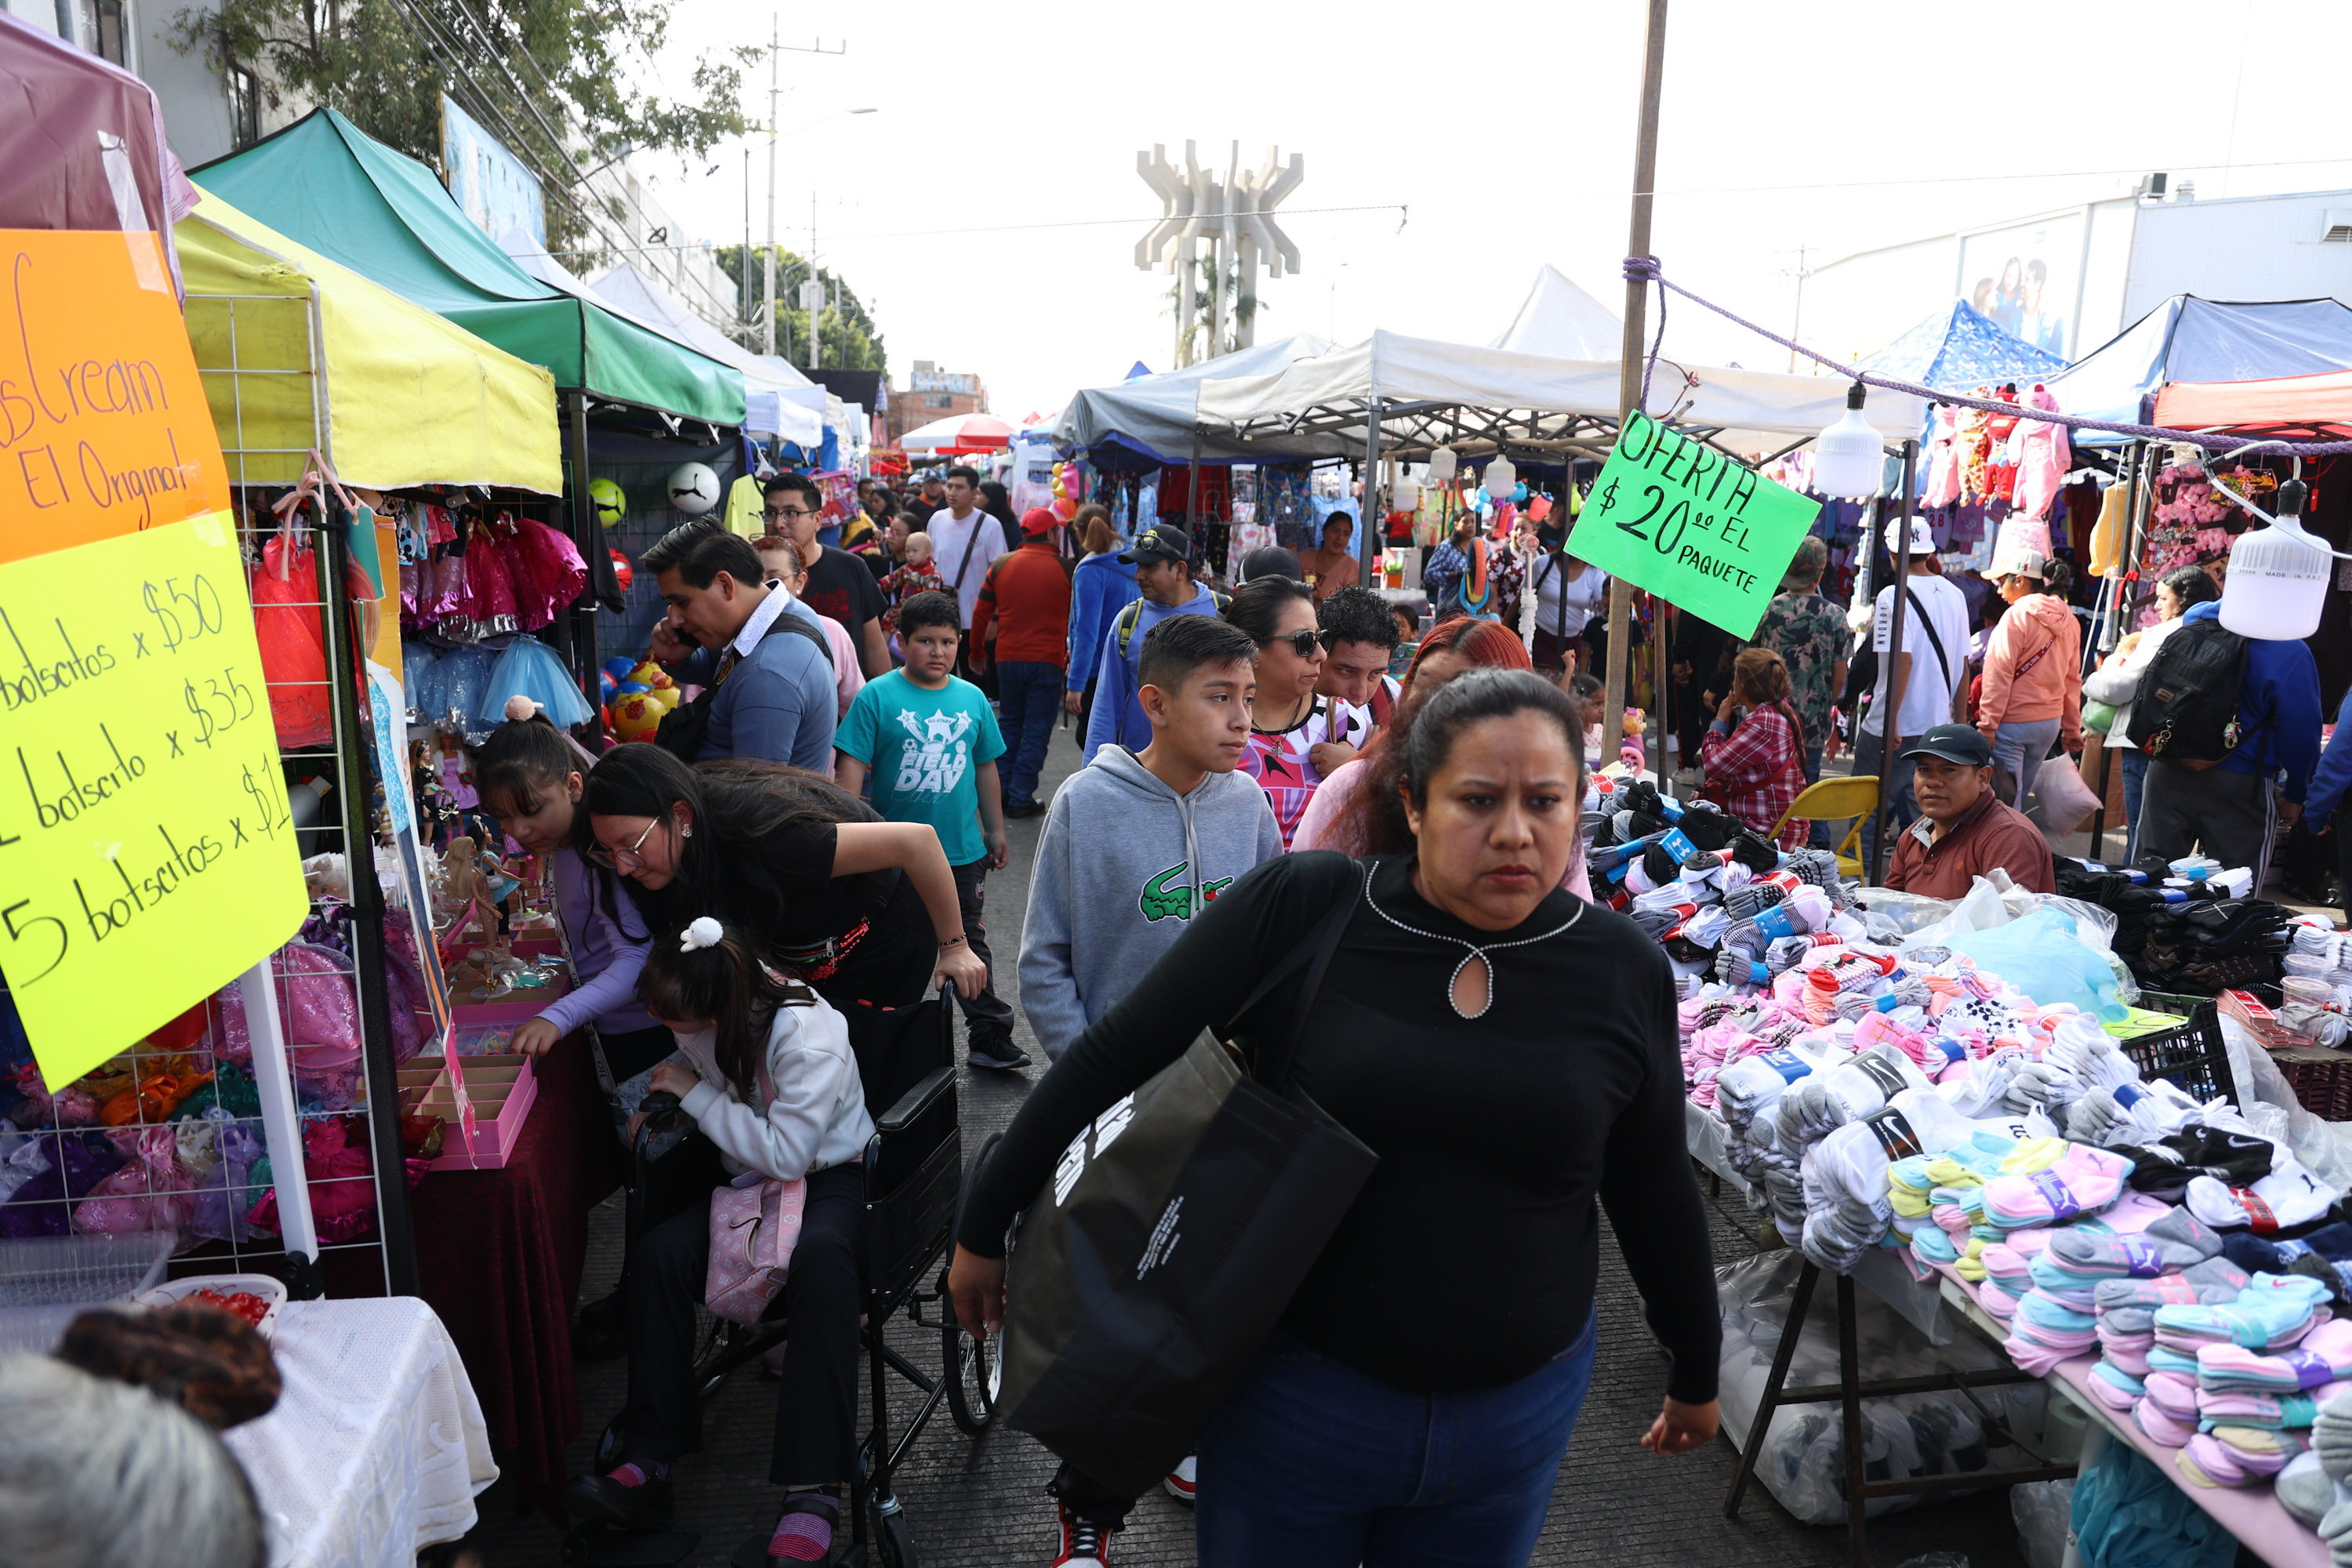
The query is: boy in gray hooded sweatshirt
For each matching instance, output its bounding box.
[1020,612,1283,1062]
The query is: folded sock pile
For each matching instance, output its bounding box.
[2186,1157,2339,1236]
[2198,1321,2352,1394]
[2180,1425,2310,1487]
[1981,1144,2135,1229]
[2223,1221,2352,1278]
[2093,1257,2253,1312]
[2155,1274,2333,1353]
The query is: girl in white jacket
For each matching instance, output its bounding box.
[564,916,875,1564]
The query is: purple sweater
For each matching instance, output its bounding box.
[535,847,659,1038]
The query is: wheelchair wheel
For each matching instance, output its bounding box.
[878,1506,919,1568]
[943,1301,1001,1434]
[592,1410,627,1473]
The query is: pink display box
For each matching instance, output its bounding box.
[450,987,567,1027]
[397,1053,539,1171]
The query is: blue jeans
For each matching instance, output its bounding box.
[1196,1309,1598,1566]
[1990,717,2062,811]
[993,660,1063,806]
[2118,747,2148,860]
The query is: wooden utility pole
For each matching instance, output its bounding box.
[1602,0,1671,774]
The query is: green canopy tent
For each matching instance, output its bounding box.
[191,107,746,686]
[188,107,742,427]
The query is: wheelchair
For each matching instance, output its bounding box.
[562,984,1007,1568]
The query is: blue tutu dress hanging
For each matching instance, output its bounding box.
[477,636,593,728]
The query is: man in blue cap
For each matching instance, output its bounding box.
[1080,523,1228,764]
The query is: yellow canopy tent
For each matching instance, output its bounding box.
[176,189,562,495]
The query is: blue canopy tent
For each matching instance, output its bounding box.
[1859,299,2070,392]
[2042,296,2352,444]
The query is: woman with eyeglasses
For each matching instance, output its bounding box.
[1225,575,1367,851]
[580,748,987,1017]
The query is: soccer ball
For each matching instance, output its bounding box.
[590,477,627,528]
[666,463,720,516]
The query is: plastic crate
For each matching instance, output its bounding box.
[2272,1048,2352,1121]
[2115,1000,2235,1104]
[0,1232,176,1354]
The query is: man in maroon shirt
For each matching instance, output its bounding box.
[971,507,1073,817]
[1883,724,2056,895]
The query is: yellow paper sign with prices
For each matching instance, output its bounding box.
[0,512,309,1087]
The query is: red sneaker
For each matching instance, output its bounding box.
[1051,1500,1113,1566]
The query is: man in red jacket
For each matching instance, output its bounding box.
[971,507,1074,817]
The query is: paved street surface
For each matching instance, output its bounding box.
[477,714,2025,1568]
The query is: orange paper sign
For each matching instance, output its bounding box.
[0,230,228,564]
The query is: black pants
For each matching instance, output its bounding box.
[950,858,1018,1045]
[2137,762,2278,892]
[622,1162,865,1485]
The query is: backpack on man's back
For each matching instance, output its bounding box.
[2126,615,2246,768]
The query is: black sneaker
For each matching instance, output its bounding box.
[1004,797,1047,819]
[564,1468,673,1530]
[966,1035,1029,1072]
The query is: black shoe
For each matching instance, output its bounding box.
[564,1471,673,1530]
[966,1035,1029,1071]
[572,1289,628,1363]
[1004,797,1046,819]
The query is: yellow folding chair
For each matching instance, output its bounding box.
[1768,775,1880,881]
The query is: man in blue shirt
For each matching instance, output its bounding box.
[640,519,837,771]
[1080,523,1225,765]
[2136,600,2321,892]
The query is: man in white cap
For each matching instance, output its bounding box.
[1852,514,1971,869]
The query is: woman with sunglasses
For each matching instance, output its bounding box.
[581,748,986,1017]
[1225,575,1367,851]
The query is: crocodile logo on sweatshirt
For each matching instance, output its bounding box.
[1139,862,1234,923]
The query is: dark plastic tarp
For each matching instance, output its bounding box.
[190,108,742,425]
[0,11,192,290]
[2043,296,2352,444]
[1858,299,2070,392]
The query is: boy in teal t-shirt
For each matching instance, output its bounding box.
[835,590,1023,1069]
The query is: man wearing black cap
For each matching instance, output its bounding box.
[1081,523,1227,764]
[1882,724,2055,897]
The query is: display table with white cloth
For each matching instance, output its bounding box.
[223,1297,497,1568]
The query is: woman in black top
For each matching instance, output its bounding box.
[582,748,985,1008]
[950,670,1719,1565]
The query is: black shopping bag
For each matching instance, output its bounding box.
[994,891,1377,1498]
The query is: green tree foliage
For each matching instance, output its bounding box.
[713,244,887,374]
[1166,253,1262,365]
[173,0,750,254]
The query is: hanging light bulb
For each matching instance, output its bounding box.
[2220,477,2328,641]
[1483,455,1517,501]
[1813,382,1886,499]
[1426,445,1458,485]
[1391,474,1421,513]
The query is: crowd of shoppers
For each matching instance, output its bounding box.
[438,462,2352,1568]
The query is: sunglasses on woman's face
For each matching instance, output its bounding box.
[1269,629,1327,659]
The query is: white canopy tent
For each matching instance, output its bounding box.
[1489,266,1623,361]
[1193,329,1926,462]
[583,261,826,448]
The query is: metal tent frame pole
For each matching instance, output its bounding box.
[1602,0,1670,760]
[1723,1261,2075,1568]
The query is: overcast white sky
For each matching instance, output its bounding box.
[632,0,2352,419]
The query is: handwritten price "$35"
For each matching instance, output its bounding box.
[181,666,256,747]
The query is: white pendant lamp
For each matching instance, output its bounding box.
[1483,455,1518,501]
[1426,445,1458,485]
[1391,474,1421,513]
[1813,382,1886,499]
[2220,477,2328,641]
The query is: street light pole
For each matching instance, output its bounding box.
[762,14,779,358]
[1602,0,1670,772]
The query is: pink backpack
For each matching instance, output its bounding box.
[705,1174,807,1324]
